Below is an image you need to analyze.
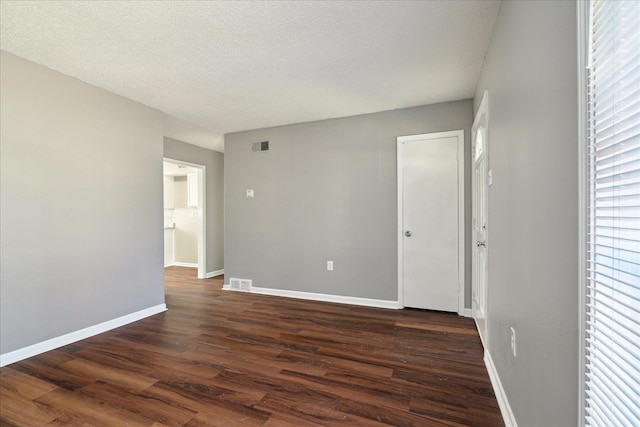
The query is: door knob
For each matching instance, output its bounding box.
[405,231,412,237]
[477,240,486,247]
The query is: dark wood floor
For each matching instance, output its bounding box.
[0,267,503,426]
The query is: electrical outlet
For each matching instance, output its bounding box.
[510,327,517,357]
[327,261,334,271]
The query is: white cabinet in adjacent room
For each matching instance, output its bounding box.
[163,176,175,209]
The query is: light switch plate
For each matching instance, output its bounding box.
[246,189,254,198]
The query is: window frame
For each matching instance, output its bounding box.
[577,1,589,425]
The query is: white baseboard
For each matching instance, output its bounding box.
[173,262,198,268]
[463,308,473,317]
[222,285,400,310]
[484,350,518,427]
[474,317,488,349]
[0,303,167,367]
[205,269,224,278]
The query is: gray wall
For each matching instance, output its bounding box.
[164,137,224,274]
[473,2,578,426]
[0,51,165,355]
[225,100,472,302]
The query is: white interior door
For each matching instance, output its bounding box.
[400,134,460,312]
[472,129,488,333]
[472,91,489,345]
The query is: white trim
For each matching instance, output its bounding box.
[172,262,198,268]
[456,131,465,316]
[474,317,488,350]
[577,1,589,425]
[397,130,465,314]
[463,308,473,318]
[198,166,206,279]
[205,269,224,278]
[484,350,518,427]
[397,140,404,307]
[0,304,167,367]
[222,285,401,310]
[164,157,206,279]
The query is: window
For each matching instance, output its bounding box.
[580,1,640,426]
[474,127,484,162]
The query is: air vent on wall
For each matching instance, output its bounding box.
[252,141,269,152]
[229,278,252,292]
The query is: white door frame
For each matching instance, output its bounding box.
[164,157,207,279]
[397,130,465,315]
[471,91,490,345]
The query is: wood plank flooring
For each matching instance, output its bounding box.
[0,267,503,426]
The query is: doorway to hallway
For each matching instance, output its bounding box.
[163,158,206,279]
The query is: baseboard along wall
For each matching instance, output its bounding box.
[222,284,401,310]
[0,304,167,367]
[484,350,518,427]
[172,262,198,268]
[205,269,224,278]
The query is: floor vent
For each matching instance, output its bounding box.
[229,278,252,292]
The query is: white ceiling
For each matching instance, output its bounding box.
[0,1,500,153]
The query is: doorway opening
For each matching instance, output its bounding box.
[397,130,465,314]
[163,158,206,279]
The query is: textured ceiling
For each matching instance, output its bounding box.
[0,1,500,152]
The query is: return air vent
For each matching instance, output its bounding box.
[229,278,252,292]
[252,141,269,152]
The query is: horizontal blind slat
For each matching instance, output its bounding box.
[586,375,640,426]
[585,370,640,423]
[586,344,640,388]
[587,274,638,300]
[585,305,640,342]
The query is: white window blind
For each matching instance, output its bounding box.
[584,0,640,426]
